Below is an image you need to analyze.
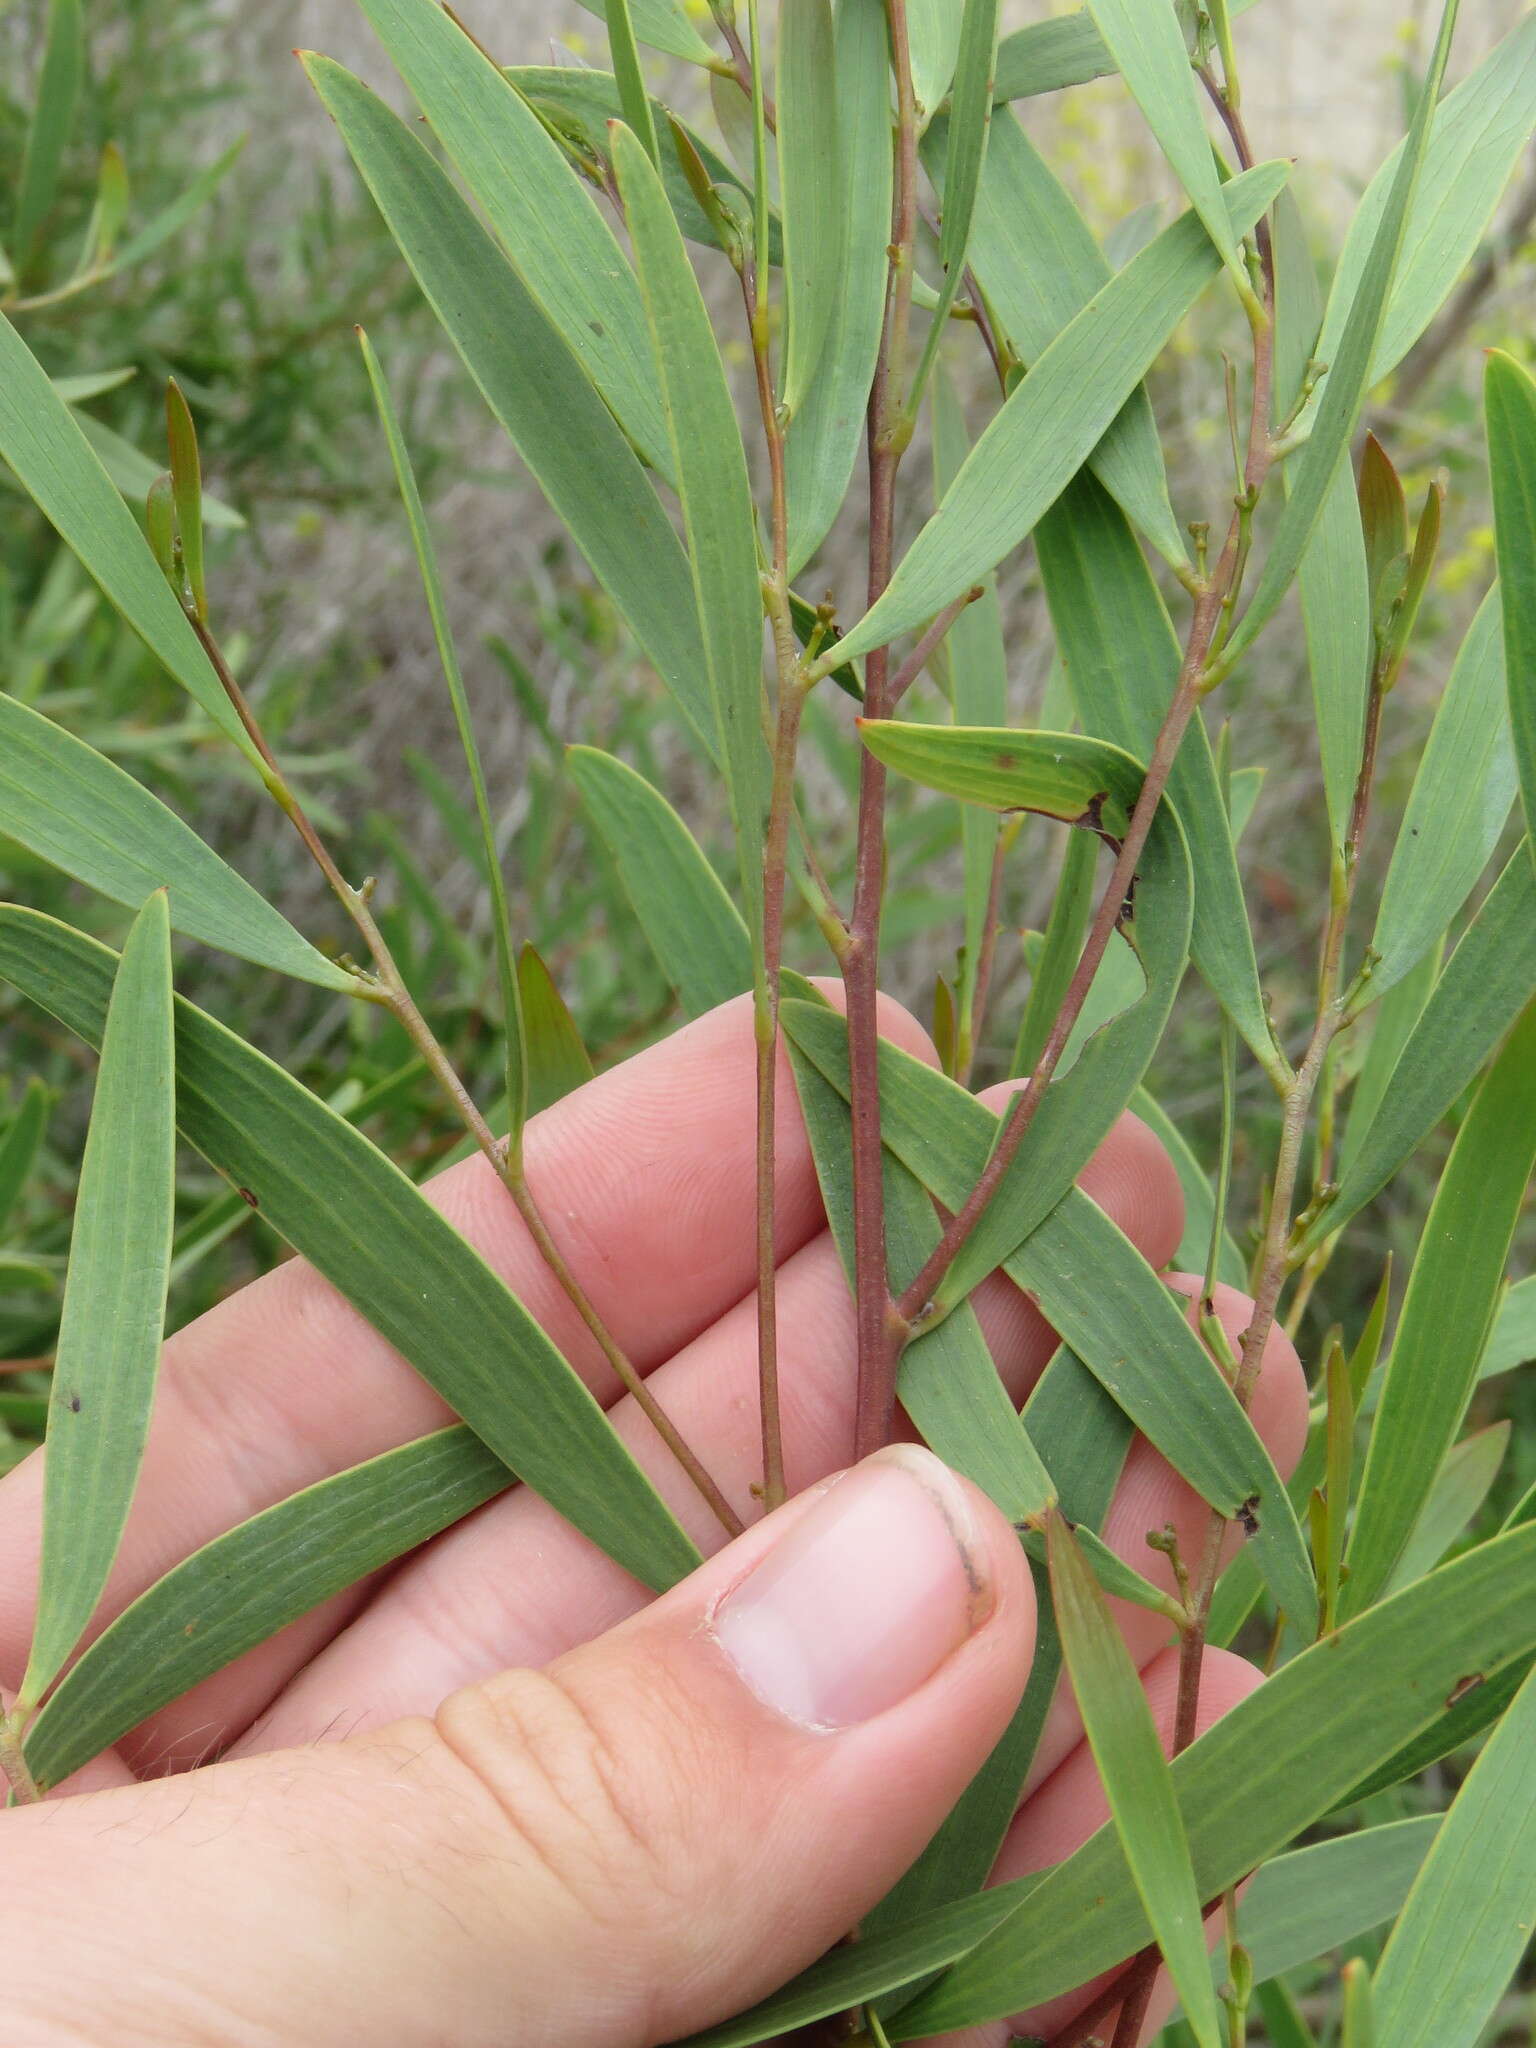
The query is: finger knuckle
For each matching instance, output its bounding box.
[432,1664,696,1936]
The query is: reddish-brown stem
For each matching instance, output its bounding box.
[844,0,922,1461]
[743,257,804,1510]
[883,585,982,710]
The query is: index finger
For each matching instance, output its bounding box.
[0,987,931,1694]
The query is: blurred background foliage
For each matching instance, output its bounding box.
[1,6,1534,2022]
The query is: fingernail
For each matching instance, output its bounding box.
[710,1445,994,1730]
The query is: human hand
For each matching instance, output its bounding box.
[0,992,1305,2047]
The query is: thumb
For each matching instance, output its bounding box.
[2,1446,1034,2048]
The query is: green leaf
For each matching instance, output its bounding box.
[837,159,1287,655]
[1048,1511,1224,2048]
[952,108,1186,568]
[0,692,357,993]
[783,1003,1317,1629]
[856,722,1192,1305]
[1035,470,1277,1073]
[930,372,1006,1064]
[907,0,963,124]
[604,0,660,167]
[18,893,174,1713]
[1295,442,1373,852]
[164,380,206,623]
[907,0,999,404]
[0,1079,50,1240]
[348,0,670,474]
[11,0,84,264]
[0,313,258,764]
[1342,998,1536,1617]
[991,0,1261,103]
[777,0,841,417]
[1372,1659,1536,2048]
[573,0,718,65]
[1478,1272,1536,1383]
[518,944,594,1117]
[1085,0,1250,303]
[1222,0,1460,672]
[784,0,890,573]
[70,411,243,530]
[566,746,752,1017]
[1012,827,1096,1079]
[1488,352,1536,854]
[1269,183,1324,422]
[1217,1818,1439,1992]
[358,327,526,1153]
[304,57,715,758]
[1384,1422,1509,1596]
[505,68,758,263]
[93,136,247,283]
[1316,12,1536,398]
[896,1516,1536,2037]
[1369,589,1515,1002]
[613,122,768,947]
[0,906,700,1595]
[24,1427,509,1790]
[1300,841,1536,1255]
[1338,938,1440,1183]
[1256,1982,1322,2048]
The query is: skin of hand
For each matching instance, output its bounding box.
[0,989,1306,2048]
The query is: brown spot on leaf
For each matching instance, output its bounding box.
[1236,1495,1261,1536]
[68,1394,81,1414]
[1446,1673,1485,1710]
[238,1187,259,1209]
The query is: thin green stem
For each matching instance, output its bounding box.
[190,615,742,1538]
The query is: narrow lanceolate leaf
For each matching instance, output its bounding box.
[1224,0,1460,669]
[1296,433,1373,850]
[604,0,659,167]
[0,1079,50,1239]
[1384,1422,1509,1596]
[990,0,1262,103]
[907,0,963,124]
[931,374,1006,1063]
[0,693,358,993]
[914,0,999,371]
[837,159,1287,655]
[1315,12,1536,397]
[304,58,715,756]
[783,1004,1317,1629]
[777,0,840,416]
[1035,471,1276,1072]
[784,0,890,572]
[1373,1660,1536,2048]
[11,0,83,263]
[1085,0,1250,302]
[1301,842,1536,1254]
[349,0,669,473]
[566,747,752,1017]
[1488,353,1536,852]
[1048,1512,1224,2048]
[358,328,526,1150]
[1131,1084,1245,1290]
[164,380,206,623]
[18,894,175,1713]
[1218,1819,1439,1992]
[0,907,700,1594]
[25,1428,509,1790]
[956,109,1184,567]
[690,1521,1536,2046]
[518,945,594,1118]
[1338,940,1439,1182]
[1368,590,1515,1002]
[856,724,1192,1304]
[1342,999,1536,1619]
[1013,827,1096,1078]
[0,315,257,765]
[1479,1273,1536,1383]
[572,0,718,66]
[613,123,768,945]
